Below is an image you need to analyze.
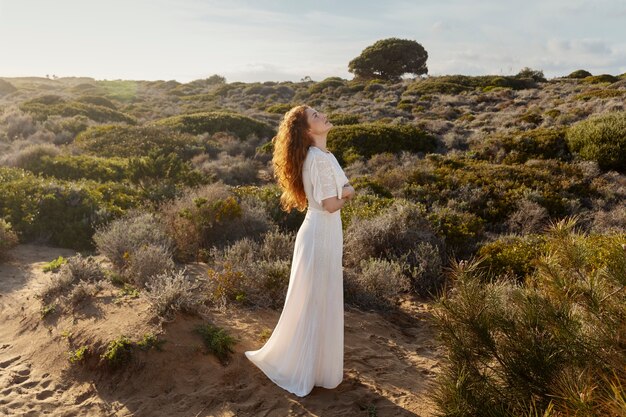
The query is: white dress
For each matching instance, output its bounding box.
[245,145,349,397]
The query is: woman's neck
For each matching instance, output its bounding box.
[310,135,329,152]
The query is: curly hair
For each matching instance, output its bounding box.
[271,105,313,213]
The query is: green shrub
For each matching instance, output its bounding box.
[477,234,548,281]
[328,113,361,125]
[74,124,204,159]
[432,217,626,416]
[581,74,619,84]
[574,89,624,101]
[232,184,305,233]
[127,149,205,202]
[68,346,88,363]
[566,111,626,172]
[403,155,592,224]
[0,219,19,260]
[427,208,486,257]
[405,75,536,96]
[76,95,117,109]
[20,95,136,124]
[265,103,292,114]
[476,127,571,164]
[101,335,133,367]
[0,167,140,249]
[307,77,346,94]
[567,69,592,79]
[42,255,67,272]
[193,323,237,365]
[21,154,129,182]
[151,111,274,139]
[327,122,439,165]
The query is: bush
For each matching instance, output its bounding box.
[344,200,445,296]
[432,217,626,416]
[0,167,140,249]
[160,183,270,262]
[19,153,129,182]
[37,254,105,307]
[101,335,133,368]
[327,122,439,165]
[328,113,361,126]
[265,103,292,114]
[9,143,61,169]
[0,219,19,260]
[74,124,204,159]
[193,323,237,365]
[232,184,306,233]
[307,77,346,94]
[567,69,592,79]
[205,230,295,309]
[574,89,624,101]
[151,111,274,139]
[345,257,411,309]
[404,75,536,97]
[93,210,174,271]
[475,127,571,164]
[144,268,204,320]
[581,74,619,84]
[427,207,486,257]
[566,111,626,172]
[20,95,136,124]
[124,244,175,288]
[477,234,548,281]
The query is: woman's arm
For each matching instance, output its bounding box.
[322,184,355,213]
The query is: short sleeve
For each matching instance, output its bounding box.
[309,153,343,206]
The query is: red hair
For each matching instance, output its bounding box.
[271,105,313,213]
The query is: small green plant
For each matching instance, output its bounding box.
[193,323,237,365]
[136,332,166,351]
[258,328,272,342]
[60,329,73,338]
[40,303,56,318]
[42,256,67,272]
[68,346,88,363]
[119,283,140,298]
[101,335,133,367]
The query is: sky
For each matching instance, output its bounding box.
[1,0,625,83]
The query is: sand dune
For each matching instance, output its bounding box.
[0,244,441,416]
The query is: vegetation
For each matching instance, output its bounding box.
[432,216,626,416]
[193,322,238,365]
[348,38,428,81]
[566,111,626,172]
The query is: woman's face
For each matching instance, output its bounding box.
[305,107,332,136]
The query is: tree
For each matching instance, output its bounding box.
[515,67,546,82]
[348,38,428,82]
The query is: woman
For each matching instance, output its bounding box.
[244,105,356,397]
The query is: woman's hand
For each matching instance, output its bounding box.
[342,183,355,200]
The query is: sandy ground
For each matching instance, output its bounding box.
[0,244,442,417]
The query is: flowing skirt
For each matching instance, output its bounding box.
[244,207,344,397]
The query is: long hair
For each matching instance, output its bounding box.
[272,105,313,213]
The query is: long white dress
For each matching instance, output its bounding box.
[245,145,349,397]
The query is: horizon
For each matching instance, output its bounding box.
[1,0,625,83]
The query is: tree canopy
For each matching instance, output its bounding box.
[348,38,428,82]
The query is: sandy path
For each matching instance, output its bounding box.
[0,244,441,416]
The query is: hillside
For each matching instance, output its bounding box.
[1,71,625,416]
